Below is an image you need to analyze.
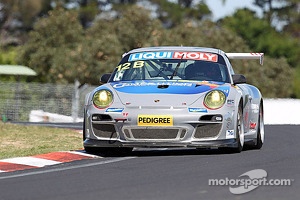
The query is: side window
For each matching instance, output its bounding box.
[219,65,231,83]
[227,64,235,75]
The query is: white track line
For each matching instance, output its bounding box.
[0,157,135,180]
[67,151,100,158]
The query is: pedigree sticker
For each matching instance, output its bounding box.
[138,115,173,126]
[129,51,218,62]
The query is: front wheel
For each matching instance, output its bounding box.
[253,103,264,149]
[83,108,87,141]
[219,103,244,153]
[233,104,245,153]
[234,105,244,153]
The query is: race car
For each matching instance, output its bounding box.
[83,46,264,153]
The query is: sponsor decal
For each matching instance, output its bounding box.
[128,51,218,62]
[138,115,173,126]
[244,112,249,127]
[195,81,218,89]
[251,104,260,113]
[116,61,145,71]
[224,112,233,129]
[105,108,124,112]
[112,81,193,88]
[173,52,218,62]
[129,52,173,61]
[188,108,208,113]
[111,81,230,95]
[251,52,264,56]
[227,99,235,105]
[250,121,257,129]
[226,130,235,139]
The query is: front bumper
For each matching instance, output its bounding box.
[83,108,238,149]
[84,138,239,148]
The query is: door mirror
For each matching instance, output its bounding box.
[100,73,111,83]
[232,74,246,85]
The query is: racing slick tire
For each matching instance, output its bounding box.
[83,114,86,141]
[230,102,245,153]
[253,103,264,149]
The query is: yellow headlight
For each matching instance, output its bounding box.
[204,90,226,109]
[93,90,113,109]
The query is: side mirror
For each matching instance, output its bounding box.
[100,73,111,83]
[232,74,246,85]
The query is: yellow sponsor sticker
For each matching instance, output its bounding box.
[137,115,173,126]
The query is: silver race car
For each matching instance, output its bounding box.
[83,46,264,153]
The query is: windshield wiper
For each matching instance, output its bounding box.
[170,54,184,80]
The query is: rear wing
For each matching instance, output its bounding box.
[226,53,264,65]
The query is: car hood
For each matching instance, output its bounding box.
[107,80,231,107]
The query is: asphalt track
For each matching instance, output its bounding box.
[0,125,299,200]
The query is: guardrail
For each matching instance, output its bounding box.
[8,98,300,125]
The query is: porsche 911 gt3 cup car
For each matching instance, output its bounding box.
[83,46,264,153]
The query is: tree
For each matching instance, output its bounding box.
[17,7,85,83]
[0,0,52,46]
[75,18,123,84]
[115,5,166,51]
[149,0,211,28]
[275,0,300,38]
[220,8,299,97]
[17,5,166,85]
[254,0,300,38]
[64,0,100,28]
[220,9,299,67]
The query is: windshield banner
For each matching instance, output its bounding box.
[128,51,218,62]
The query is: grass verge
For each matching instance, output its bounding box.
[0,122,83,160]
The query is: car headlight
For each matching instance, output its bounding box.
[93,90,113,109]
[204,90,226,109]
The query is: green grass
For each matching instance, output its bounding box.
[0,122,83,159]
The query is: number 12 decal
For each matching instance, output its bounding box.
[116,61,144,71]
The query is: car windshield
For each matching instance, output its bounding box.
[110,51,231,83]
